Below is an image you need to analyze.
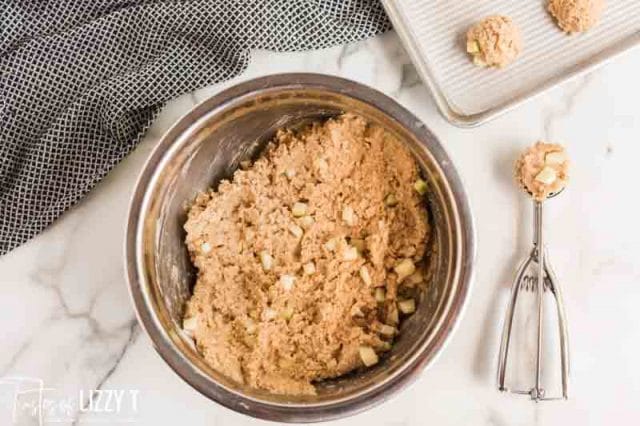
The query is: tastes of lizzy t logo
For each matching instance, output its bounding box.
[0,376,139,425]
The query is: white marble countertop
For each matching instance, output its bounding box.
[2,32,640,425]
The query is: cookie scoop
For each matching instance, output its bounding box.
[497,142,570,402]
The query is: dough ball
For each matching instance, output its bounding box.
[548,0,605,33]
[515,142,569,201]
[183,114,431,395]
[466,15,523,69]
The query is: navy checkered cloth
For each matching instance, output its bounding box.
[0,0,390,254]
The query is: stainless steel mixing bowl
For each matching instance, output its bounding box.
[125,73,475,422]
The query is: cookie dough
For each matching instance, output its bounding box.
[548,0,605,33]
[183,114,431,395]
[515,141,569,201]
[466,15,522,68]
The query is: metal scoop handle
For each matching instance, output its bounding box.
[497,201,570,401]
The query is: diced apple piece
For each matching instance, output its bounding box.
[343,246,359,261]
[374,287,386,303]
[407,271,423,286]
[473,56,487,67]
[182,316,198,337]
[378,324,397,338]
[380,342,392,352]
[414,179,428,195]
[359,346,379,367]
[359,266,372,286]
[394,259,416,283]
[342,206,356,226]
[316,158,329,173]
[244,318,257,334]
[260,251,273,271]
[387,304,399,325]
[535,166,557,185]
[467,39,480,53]
[300,215,315,229]
[280,275,295,291]
[280,307,294,321]
[398,299,416,315]
[292,202,308,217]
[263,308,277,321]
[303,262,316,275]
[288,224,303,238]
[351,305,364,317]
[385,193,398,207]
[545,151,567,165]
[324,239,337,252]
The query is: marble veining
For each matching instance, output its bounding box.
[1,31,639,425]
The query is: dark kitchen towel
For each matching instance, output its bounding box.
[0,0,390,255]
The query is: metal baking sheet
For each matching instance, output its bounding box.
[383,0,640,127]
